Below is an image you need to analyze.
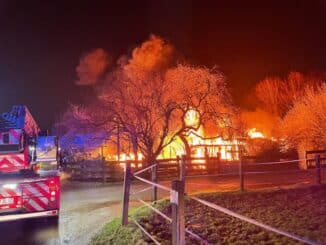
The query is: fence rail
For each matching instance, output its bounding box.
[122,157,209,245]
[64,153,325,182]
[121,154,324,245]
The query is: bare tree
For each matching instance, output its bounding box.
[77,64,234,164]
[255,72,324,118]
[278,84,326,168]
[59,36,235,164]
[255,77,284,117]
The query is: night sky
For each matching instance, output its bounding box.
[1,0,326,129]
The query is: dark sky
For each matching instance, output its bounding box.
[1,0,326,129]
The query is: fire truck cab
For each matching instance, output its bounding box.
[0,106,60,222]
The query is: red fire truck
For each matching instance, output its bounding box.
[0,106,60,222]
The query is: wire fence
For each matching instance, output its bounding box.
[185,164,319,179]
[123,162,209,244]
[133,175,172,192]
[122,154,324,245]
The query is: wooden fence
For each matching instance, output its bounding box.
[64,157,222,181]
[64,155,307,182]
[64,156,223,181]
[64,160,126,181]
[306,150,326,168]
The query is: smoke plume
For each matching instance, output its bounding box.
[75,48,110,86]
[123,35,175,79]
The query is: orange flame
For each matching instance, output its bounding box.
[247,128,265,139]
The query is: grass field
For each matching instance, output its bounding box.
[91,184,326,244]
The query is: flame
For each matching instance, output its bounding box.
[247,128,265,139]
[165,109,240,162]
[118,153,143,161]
[184,109,200,128]
[106,109,243,165]
[118,153,143,168]
[186,127,240,161]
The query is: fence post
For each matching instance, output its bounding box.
[239,151,244,192]
[180,155,186,181]
[171,180,185,245]
[176,156,180,178]
[216,152,221,173]
[151,162,158,202]
[205,150,209,171]
[316,154,321,185]
[122,163,131,226]
[102,159,107,182]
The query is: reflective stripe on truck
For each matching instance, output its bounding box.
[0,176,60,214]
[0,152,28,172]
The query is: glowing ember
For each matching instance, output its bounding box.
[247,128,265,139]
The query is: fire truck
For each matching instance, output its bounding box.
[0,106,60,223]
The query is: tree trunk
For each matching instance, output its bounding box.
[297,142,309,170]
[179,134,191,158]
[145,149,155,166]
[131,134,138,162]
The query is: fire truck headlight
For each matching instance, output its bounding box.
[3,183,17,189]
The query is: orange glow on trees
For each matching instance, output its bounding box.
[278,84,326,168]
[255,72,324,118]
[67,36,235,165]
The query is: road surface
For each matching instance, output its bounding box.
[0,169,324,244]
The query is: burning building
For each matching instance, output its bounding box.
[95,109,266,164]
